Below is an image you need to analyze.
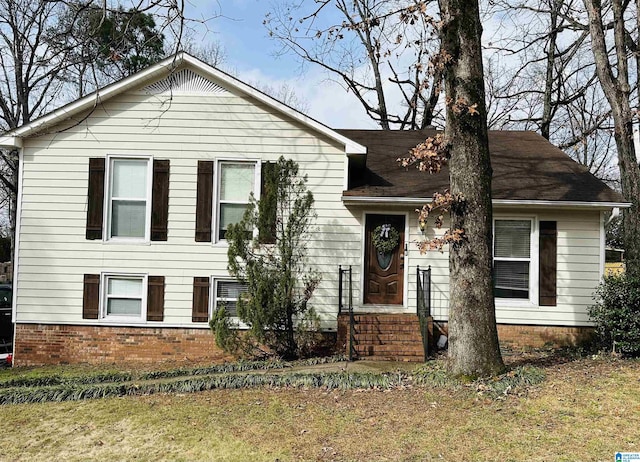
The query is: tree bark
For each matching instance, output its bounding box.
[585,0,640,276]
[439,0,504,377]
[541,0,560,140]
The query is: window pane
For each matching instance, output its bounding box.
[112,159,148,198]
[220,163,254,202]
[495,220,531,258]
[216,281,248,317]
[217,281,248,299]
[494,260,529,298]
[107,298,141,316]
[108,278,142,297]
[219,203,248,235]
[112,200,146,238]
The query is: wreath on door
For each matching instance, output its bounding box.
[372,224,400,253]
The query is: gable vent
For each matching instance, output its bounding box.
[140,69,231,95]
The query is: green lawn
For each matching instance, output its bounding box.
[1,354,639,461]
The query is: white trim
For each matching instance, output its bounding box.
[493,199,630,209]
[0,136,22,148]
[3,53,366,156]
[12,318,596,329]
[213,158,260,244]
[343,156,349,191]
[360,211,410,310]
[11,146,24,359]
[493,216,539,309]
[104,154,153,243]
[342,196,631,209]
[13,320,228,329]
[100,272,148,323]
[599,211,606,280]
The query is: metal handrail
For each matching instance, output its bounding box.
[417,265,432,359]
[338,265,356,360]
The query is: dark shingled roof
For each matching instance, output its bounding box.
[337,129,626,204]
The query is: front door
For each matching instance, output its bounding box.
[364,214,405,305]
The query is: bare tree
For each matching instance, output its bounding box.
[182,37,310,113]
[265,0,443,130]
[484,0,617,180]
[582,0,640,275]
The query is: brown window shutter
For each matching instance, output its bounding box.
[539,221,557,306]
[151,160,170,241]
[195,161,214,242]
[82,274,100,319]
[192,277,210,322]
[86,158,105,240]
[259,161,277,244]
[147,276,165,321]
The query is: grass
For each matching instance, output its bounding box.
[1,353,639,461]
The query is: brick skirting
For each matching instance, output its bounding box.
[431,322,594,349]
[14,321,595,367]
[13,324,233,367]
[338,314,594,357]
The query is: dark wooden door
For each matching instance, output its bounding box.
[364,214,405,305]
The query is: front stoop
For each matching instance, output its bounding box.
[337,313,431,362]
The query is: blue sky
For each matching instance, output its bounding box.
[185,0,377,128]
[181,1,509,130]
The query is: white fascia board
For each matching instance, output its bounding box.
[181,55,367,155]
[0,136,22,148]
[342,195,631,209]
[492,199,632,209]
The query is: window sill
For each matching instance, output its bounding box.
[103,238,151,246]
[495,299,539,310]
[99,317,146,324]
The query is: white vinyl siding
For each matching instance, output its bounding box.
[407,209,602,326]
[15,73,356,330]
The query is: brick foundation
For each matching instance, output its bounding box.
[13,323,233,367]
[338,314,594,359]
[432,322,594,349]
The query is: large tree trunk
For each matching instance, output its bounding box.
[439,0,504,377]
[585,0,640,276]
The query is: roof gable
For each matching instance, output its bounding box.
[0,53,366,154]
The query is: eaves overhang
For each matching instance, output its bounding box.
[341,195,632,210]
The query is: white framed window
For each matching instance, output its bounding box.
[106,156,152,241]
[101,273,147,322]
[493,219,534,301]
[215,160,259,242]
[212,279,248,318]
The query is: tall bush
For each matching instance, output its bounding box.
[589,273,640,356]
[211,157,319,360]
